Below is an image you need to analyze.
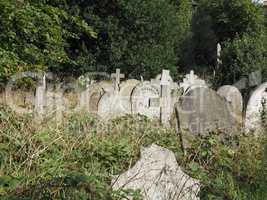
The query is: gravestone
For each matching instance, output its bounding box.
[131,81,161,119]
[111,68,125,93]
[150,70,176,125]
[112,144,200,200]
[97,80,114,93]
[34,74,46,118]
[79,79,105,114]
[217,85,243,125]
[88,84,105,114]
[97,69,127,119]
[245,82,267,132]
[97,79,140,119]
[180,71,207,93]
[176,87,237,135]
[119,79,140,113]
[97,92,122,119]
[79,77,91,111]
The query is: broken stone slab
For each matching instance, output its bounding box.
[112,144,200,200]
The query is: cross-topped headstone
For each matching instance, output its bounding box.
[180,70,206,93]
[111,68,125,92]
[150,70,173,125]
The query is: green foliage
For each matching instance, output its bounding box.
[0,0,96,82]
[55,0,191,78]
[185,133,267,200]
[190,0,266,78]
[219,32,267,85]
[1,105,267,199]
[0,107,181,199]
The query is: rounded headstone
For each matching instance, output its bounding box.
[87,84,105,114]
[120,79,141,113]
[217,85,243,124]
[245,82,267,132]
[177,87,237,136]
[97,80,140,120]
[131,82,161,119]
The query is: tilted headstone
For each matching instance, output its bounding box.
[179,71,207,93]
[234,77,247,90]
[112,144,200,200]
[176,87,237,136]
[249,70,262,87]
[217,85,243,125]
[245,82,267,132]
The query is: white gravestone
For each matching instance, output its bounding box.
[217,85,243,125]
[150,70,176,125]
[112,144,200,200]
[180,71,207,93]
[97,69,137,120]
[79,77,91,111]
[97,79,140,119]
[245,82,267,132]
[34,74,46,119]
[131,81,161,119]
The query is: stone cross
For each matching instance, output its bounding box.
[111,68,125,92]
[34,74,46,118]
[180,70,206,92]
[150,70,173,125]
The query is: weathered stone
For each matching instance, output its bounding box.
[97,92,123,119]
[34,74,46,118]
[245,82,267,132]
[217,85,243,125]
[111,68,125,92]
[234,77,247,90]
[150,70,175,125]
[97,79,140,119]
[179,71,207,93]
[119,79,140,113]
[249,70,262,87]
[131,81,161,119]
[97,80,114,93]
[176,87,237,135]
[112,144,200,200]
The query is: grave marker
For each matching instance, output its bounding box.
[34,74,46,118]
[180,70,207,93]
[245,82,267,133]
[111,68,125,92]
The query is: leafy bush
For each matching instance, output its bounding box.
[0,105,267,199]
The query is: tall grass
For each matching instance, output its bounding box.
[0,104,266,199]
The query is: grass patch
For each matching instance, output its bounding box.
[0,105,266,199]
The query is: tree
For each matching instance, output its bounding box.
[0,0,96,82]
[220,31,267,85]
[50,0,192,79]
[190,0,265,77]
